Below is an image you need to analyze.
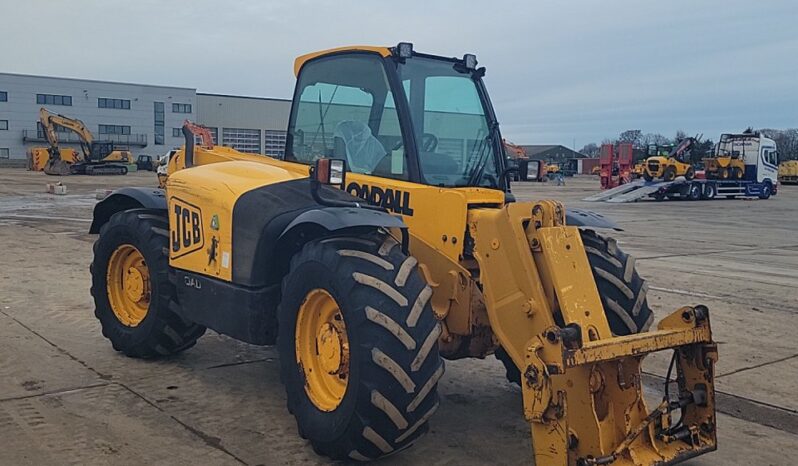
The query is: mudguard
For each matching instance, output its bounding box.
[279,206,406,239]
[566,208,621,230]
[89,187,166,234]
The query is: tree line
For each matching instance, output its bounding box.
[579,128,798,162]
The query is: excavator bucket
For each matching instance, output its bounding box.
[43,158,73,176]
[470,201,717,465]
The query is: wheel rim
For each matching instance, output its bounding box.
[296,289,349,412]
[106,244,150,327]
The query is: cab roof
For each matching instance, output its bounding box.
[293,46,392,76]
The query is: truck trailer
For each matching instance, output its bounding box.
[585,133,779,202]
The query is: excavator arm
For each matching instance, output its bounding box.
[40,107,94,156]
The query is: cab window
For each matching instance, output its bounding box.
[763,148,778,166]
[287,54,409,180]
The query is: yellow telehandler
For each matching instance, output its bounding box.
[89,43,717,465]
[643,139,696,182]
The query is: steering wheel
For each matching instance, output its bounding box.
[421,133,438,152]
[390,133,439,152]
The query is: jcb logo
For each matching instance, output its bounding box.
[170,198,204,258]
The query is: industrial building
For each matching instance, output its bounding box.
[0,72,291,164]
[520,144,584,162]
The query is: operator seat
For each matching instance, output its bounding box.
[333,120,387,174]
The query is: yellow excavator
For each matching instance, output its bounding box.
[88,43,717,465]
[39,107,131,176]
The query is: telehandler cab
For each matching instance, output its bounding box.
[90,43,717,465]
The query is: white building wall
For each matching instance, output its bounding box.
[0,72,196,160]
[196,93,291,156]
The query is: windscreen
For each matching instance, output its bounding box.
[397,57,500,187]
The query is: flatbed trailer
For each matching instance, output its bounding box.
[586,132,780,203]
[584,177,777,203]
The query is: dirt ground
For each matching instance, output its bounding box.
[1,168,796,465]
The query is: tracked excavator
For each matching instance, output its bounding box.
[40,108,130,176]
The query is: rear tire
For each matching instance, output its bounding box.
[278,233,443,462]
[496,229,652,384]
[688,182,701,201]
[685,166,696,181]
[91,209,206,358]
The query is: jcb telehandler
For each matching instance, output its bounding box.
[90,43,718,465]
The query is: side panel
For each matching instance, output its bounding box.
[167,160,307,282]
[174,270,279,345]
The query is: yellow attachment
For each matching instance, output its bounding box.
[106,245,150,327]
[294,45,392,76]
[296,289,350,412]
[469,201,717,465]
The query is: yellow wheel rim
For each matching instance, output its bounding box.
[106,245,150,327]
[296,289,350,412]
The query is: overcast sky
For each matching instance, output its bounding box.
[2,0,796,146]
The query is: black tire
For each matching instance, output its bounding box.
[688,182,701,201]
[701,183,717,200]
[663,166,677,181]
[685,166,696,181]
[643,171,654,182]
[91,209,206,358]
[759,182,772,200]
[733,167,744,179]
[497,229,652,384]
[719,167,730,180]
[278,234,443,462]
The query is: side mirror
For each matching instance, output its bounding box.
[309,158,347,207]
[311,158,346,187]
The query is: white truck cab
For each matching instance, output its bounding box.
[716,133,778,185]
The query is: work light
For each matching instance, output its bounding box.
[396,42,414,58]
[463,53,477,70]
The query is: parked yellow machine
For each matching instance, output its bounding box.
[643,139,697,181]
[38,107,130,175]
[778,160,798,184]
[704,140,746,180]
[88,43,717,465]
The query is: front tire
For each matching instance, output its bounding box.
[278,234,443,462]
[91,209,206,358]
[497,229,652,383]
[663,166,677,181]
[759,182,772,200]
